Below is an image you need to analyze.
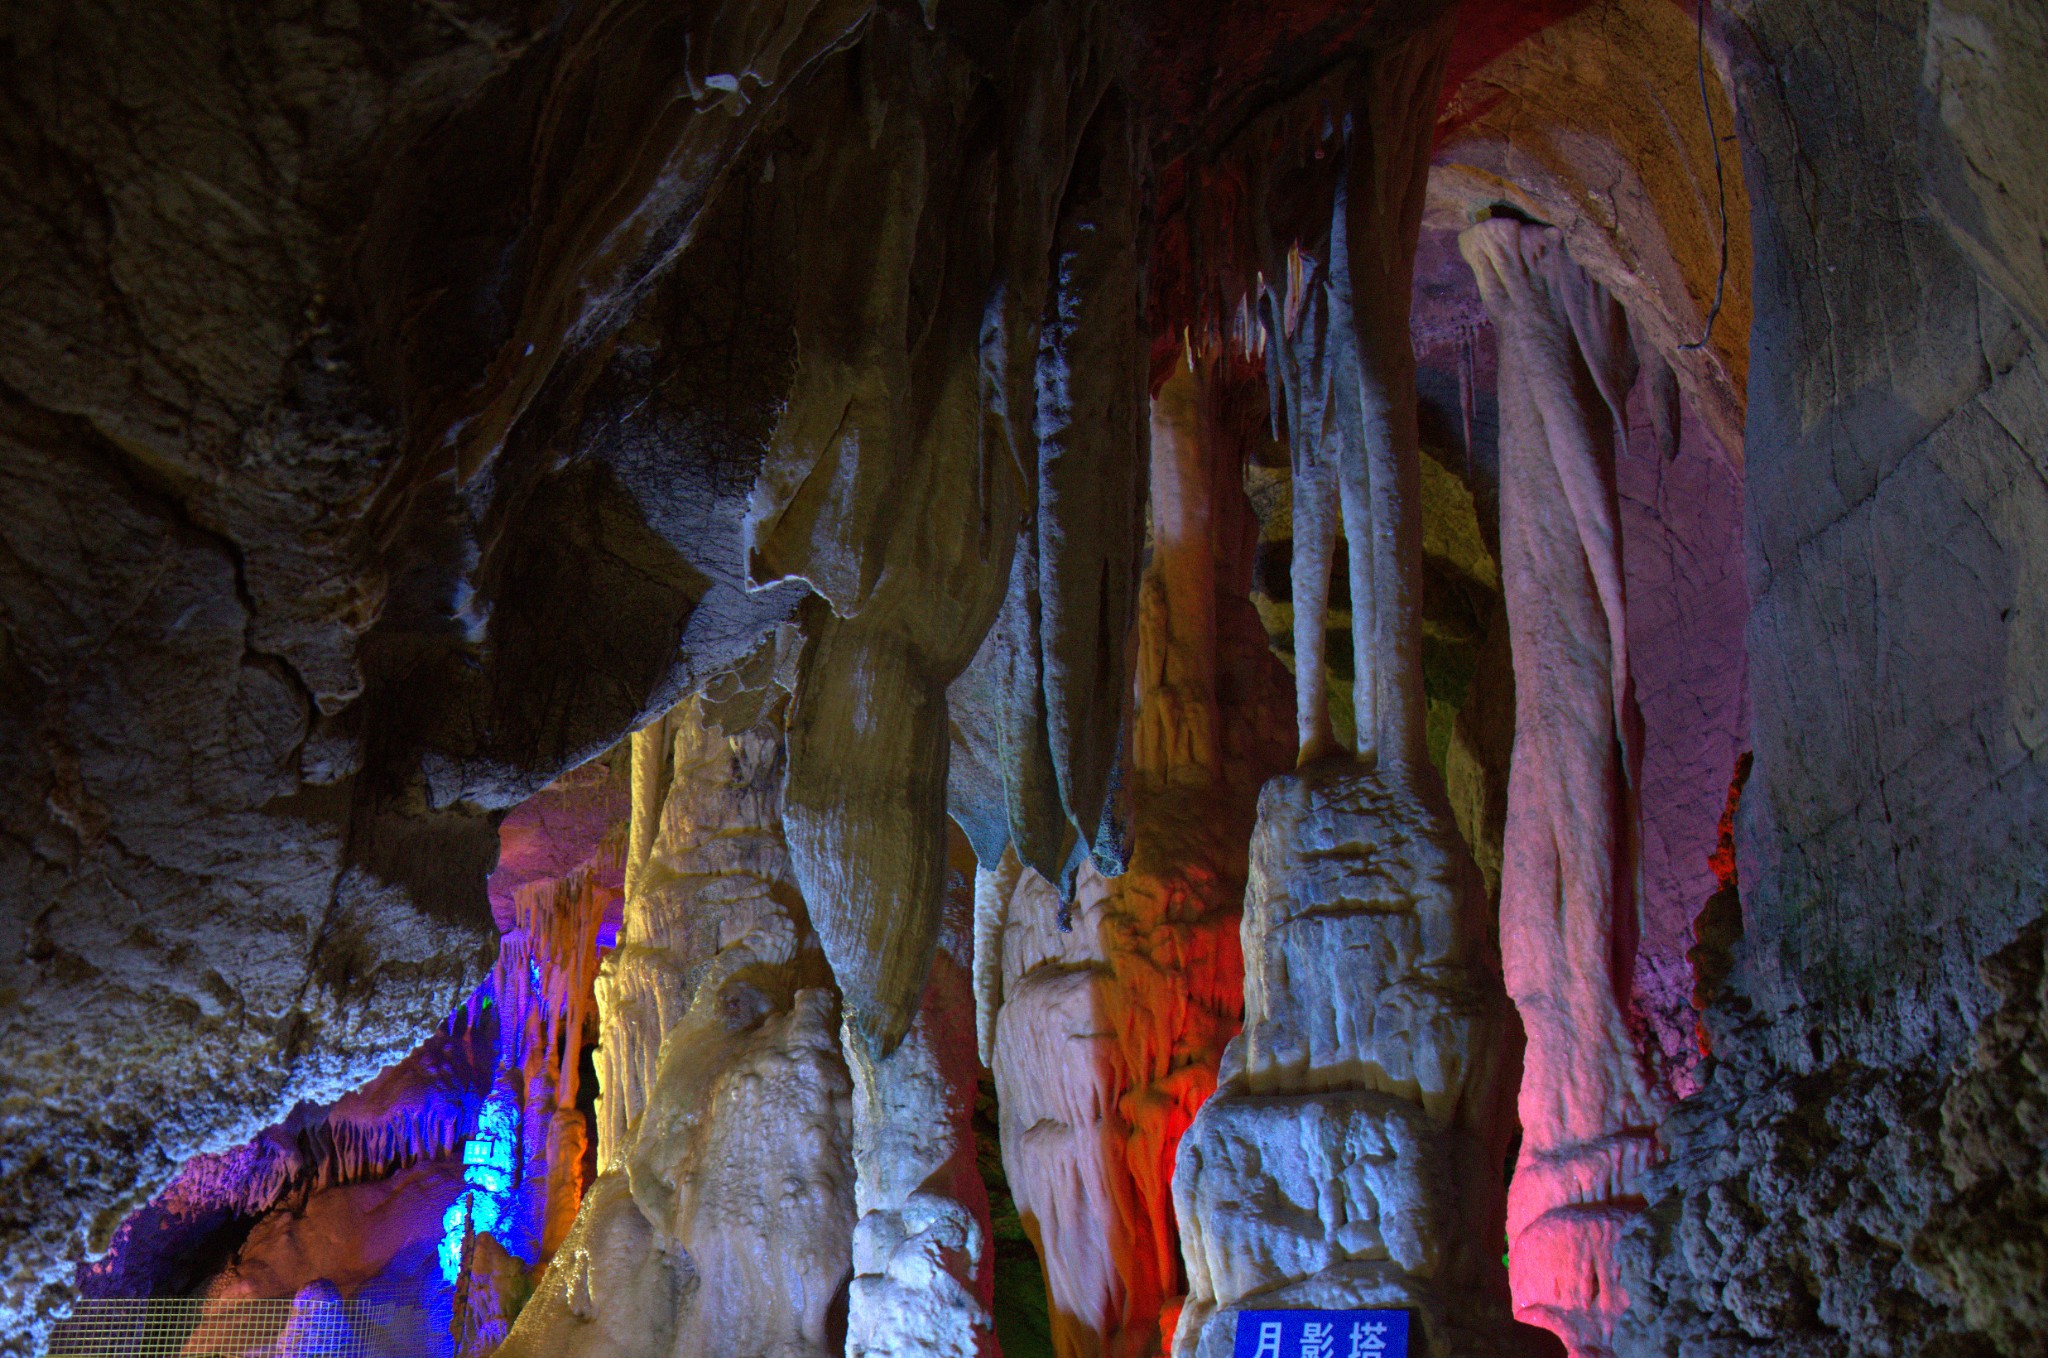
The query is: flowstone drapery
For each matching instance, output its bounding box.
[498,699,854,1358]
[1170,20,1520,1357]
[751,11,1147,1056]
[1458,217,1666,1357]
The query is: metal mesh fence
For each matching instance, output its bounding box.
[48,1298,424,1358]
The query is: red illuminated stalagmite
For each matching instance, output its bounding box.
[1459,216,1669,1357]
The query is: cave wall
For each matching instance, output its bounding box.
[1618,1,2048,1352]
[1617,376,1746,1100]
[0,1,837,1342]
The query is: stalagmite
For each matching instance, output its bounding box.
[974,358,1290,1358]
[845,866,995,1358]
[1457,216,1666,1358]
[982,855,1130,1358]
[1172,19,1520,1357]
[593,705,793,1170]
[497,699,854,1358]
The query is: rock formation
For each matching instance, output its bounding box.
[5,1,2046,1355]
[62,745,629,1353]
[967,356,1288,1358]
[1458,216,1666,1357]
[844,863,995,1358]
[1171,16,1520,1357]
[480,868,609,1265]
[498,698,855,1358]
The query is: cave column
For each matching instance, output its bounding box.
[1172,22,1519,1358]
[501,696,856,1358]
[976,355,1290,1358]
[1457,216,1666,1358]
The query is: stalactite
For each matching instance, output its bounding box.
[950,79,1152,899]
[1457,215,1666,1358]
[1031,90,1152,889]
[1172,18,1521,1356]
[1257,37,1438,774]
[753,13,1142,1053]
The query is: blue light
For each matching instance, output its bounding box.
[440,1094,521,1283]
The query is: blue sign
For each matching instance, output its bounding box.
[1232,1309,1411,1358]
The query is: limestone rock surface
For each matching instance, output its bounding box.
[1173,764,1517,1357]
[1615,3,2048,1353]
[501,699,854,1358]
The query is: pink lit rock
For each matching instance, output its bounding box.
[1617,371,1747,1099]
[1459,216,1670,1358]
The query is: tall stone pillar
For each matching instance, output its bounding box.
[1458,216,1667,1357]
[974,358,1291,1358]
[498,698,855,1358]
[1173,20,1520,1357]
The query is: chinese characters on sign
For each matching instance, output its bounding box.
[1232,1309,1411,1358]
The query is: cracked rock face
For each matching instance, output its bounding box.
[0,0,846,1340]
